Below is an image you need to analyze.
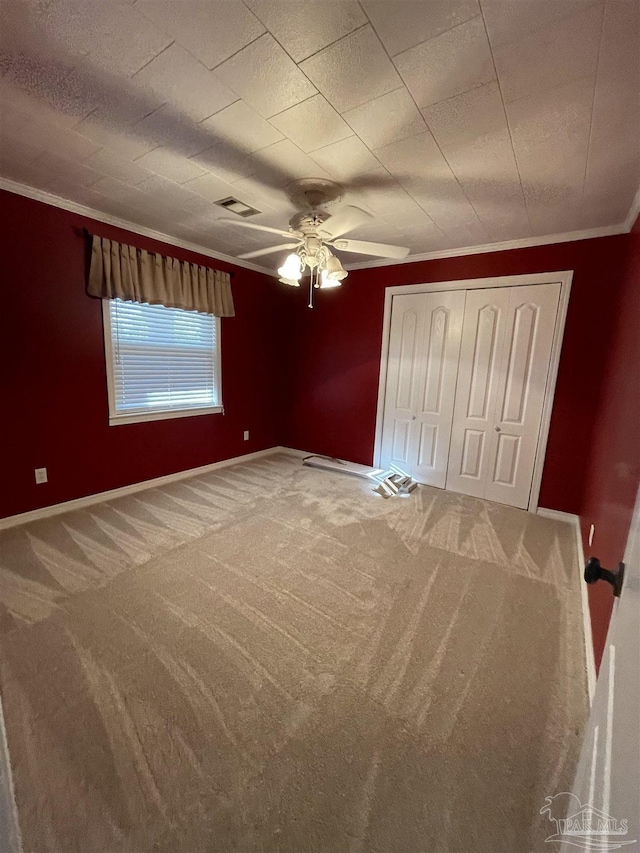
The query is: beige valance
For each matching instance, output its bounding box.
[87,234,235,317]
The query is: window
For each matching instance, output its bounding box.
[103,299,222,426]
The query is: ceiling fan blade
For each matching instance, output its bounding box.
[331,238,410,259]
[217,218,293,238]
[346,174,407,191]
[237,243,300,260]
[319,206,373,239]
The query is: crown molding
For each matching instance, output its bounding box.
[342,222,627,271]
[625,186,640,232]
[2,176,637,277]
[0,177,275,277]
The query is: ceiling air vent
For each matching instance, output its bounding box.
[215,197,260,218]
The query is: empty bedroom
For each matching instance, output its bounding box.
[0,1,638,852]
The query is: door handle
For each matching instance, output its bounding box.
[411,415,416,420]
[584,557,625,597]
[495,426,501,432]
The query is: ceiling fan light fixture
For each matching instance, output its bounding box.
[277,252,302,281]
[279,277,301,287]
[320,269,342,289]
[324,253,348,281]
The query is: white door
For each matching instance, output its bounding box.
[446,283,560,508]
[380,291,465,486]
[554,489,640,852]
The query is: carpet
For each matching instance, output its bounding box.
[0,453,588,852]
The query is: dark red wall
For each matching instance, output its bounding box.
[279,235,630,516]
[578,217,640,669]
[0,189,283,518]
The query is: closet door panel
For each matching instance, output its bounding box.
[380,295,423,472]
[413,291,465,486]
[484,283,560,507]
[380,291,465,485]
[446,288,510,498]
[467,304,501,419]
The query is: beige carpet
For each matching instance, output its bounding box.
[0,453,588,853]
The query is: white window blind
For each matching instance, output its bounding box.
[104,299,221,425]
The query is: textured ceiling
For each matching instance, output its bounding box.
[0,0,638,271]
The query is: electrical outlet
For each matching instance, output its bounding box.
[35,467,48,484]
[243,430,249,441]
[588,524,595,547]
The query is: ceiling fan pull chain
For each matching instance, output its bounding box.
[308,268,315,309]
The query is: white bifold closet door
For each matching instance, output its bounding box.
[379,291,465,487]
[446,283,560,508]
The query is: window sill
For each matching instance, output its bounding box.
[109,405,223,426]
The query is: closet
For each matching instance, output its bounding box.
[378,280,562,509]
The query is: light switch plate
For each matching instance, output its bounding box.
[35,467,48,484]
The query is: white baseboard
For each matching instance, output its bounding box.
[276,447,314,458]
[0,447,299,531]
[538,507,596,704]
[536,507,578,524]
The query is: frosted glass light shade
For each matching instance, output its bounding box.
[320,269,342,289]
[324,254,348,281]
[278,253,302,280]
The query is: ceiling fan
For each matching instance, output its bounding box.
[218,179,410,307]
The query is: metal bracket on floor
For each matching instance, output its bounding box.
[373,471,419,499]
[302,455,418,499]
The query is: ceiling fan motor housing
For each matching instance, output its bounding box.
[289,211,330,235]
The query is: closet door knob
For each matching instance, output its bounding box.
[584,557,625,597]
[411,415,416,420]
[495,426,501,432]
